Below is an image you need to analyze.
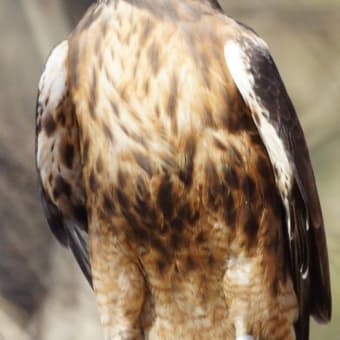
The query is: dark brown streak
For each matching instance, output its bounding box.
[102,121,114,142]
[150,235,170,258]
[117,169,126,188]
[73,204,88,226]
[256,156,272,180]
[224,166,239,190]
[116,188,130,212]
[244,206,259,243]
[213,137,227,152]
[132,224,149,243]
[179,135,196,187]
[60,143,75,169]
[223,190,236,227]
[229,145,243,166]
[110,100,119,117]
[167,75,178,133]
[132,151,153,176]
[196,231,206,244]
[53,175,72,199]
[148,41,160,74]
[102,192,116,216]
[68,44,80,88]
[96,156,103,173]
[56,111,66,126]
[140,18,154,46]
[242,174,256,202]
[43,113,57,136]
[157,176,174,219]
[157,258,168,274]
[36,117,42,134]
[205,159,218,187]
[170,231,183,249]
[83,138,90,164]
[89,170,98,192]
[89,68,98,119]
[186,255,196,271]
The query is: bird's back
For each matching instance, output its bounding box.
[63,2,298,338]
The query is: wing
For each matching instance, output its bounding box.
[224,28,331,337]
[35,41,92,286]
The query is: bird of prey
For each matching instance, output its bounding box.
[35,0,331,339]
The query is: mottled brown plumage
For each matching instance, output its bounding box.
[35,0,331,339]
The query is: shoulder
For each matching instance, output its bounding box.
[38,40,69,113]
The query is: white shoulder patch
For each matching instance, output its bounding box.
[224,39,265,116]
[36,41,68,169]
[39,40,69,112]
[224,39,293,190]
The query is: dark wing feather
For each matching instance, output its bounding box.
[40,183,68,246]
[225,29,331,337]
[39,181,92,286]
[65,219,92,286]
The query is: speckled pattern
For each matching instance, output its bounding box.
[35,1,330,339]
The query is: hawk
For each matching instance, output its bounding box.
[35,0,331,339]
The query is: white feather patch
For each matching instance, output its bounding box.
[36,41,68,169]
[226,256,253,286]
[39,40,68,113]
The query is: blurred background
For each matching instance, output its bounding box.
[0,0,339,339]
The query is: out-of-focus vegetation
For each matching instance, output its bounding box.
[0,0,339,339]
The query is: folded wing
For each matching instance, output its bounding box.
[225,28,331,339]
[35,41,92,286]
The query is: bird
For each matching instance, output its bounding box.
[35,0,331,339]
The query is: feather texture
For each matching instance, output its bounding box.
[36,1,330,339]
